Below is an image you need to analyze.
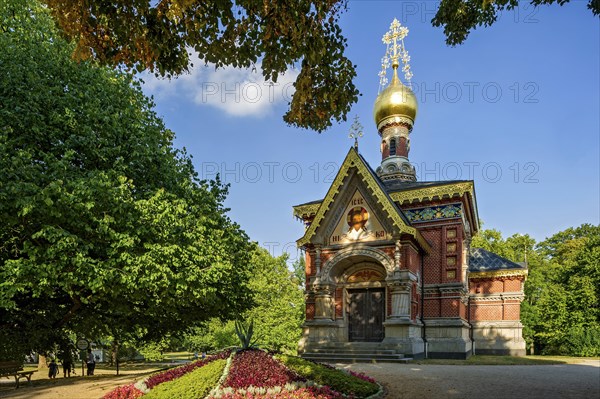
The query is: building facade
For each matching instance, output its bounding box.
[293,20,526,360]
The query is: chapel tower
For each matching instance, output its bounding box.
[373,19,418,182]
[293,19,527,361]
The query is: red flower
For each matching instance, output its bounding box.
[223,350,304,389]
[102,384,144,399]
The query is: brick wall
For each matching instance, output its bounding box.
[469,276,525,322]
[421,228,442,284]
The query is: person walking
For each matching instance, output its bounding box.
[60,349,74,378]
[86,349,96,376]
[48,358,59,379]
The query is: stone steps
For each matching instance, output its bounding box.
[301,347,412,364]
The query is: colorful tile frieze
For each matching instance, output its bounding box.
[404,203,462,222]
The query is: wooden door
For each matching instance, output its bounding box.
[347,288,385,342]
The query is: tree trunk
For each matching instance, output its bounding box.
[38,355,48,370]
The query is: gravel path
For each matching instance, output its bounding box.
[342,360,600,399]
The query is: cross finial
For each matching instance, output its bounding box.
[378,18,413,91]
[348,115,363,149]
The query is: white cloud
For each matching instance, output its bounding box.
[141,55,299,118]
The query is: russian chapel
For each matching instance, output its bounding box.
[293,20,527,360]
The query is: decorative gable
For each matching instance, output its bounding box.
[296,147,430,252]
[328,189,391,245]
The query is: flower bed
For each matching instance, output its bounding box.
[222,350,304,389]
[145,350,231,389]
[104,349,380,399]
[102,384,144,399]
[214,386,347,399]
[144,359,227,399]
[275,355,379,399]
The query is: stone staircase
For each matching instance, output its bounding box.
[301,343,412,364]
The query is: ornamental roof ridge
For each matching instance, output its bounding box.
[295,147,431,252]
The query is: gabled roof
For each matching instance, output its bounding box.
[383,180,470,192]
[296,147,430,252]
[469,247,528,278]
[294,178,479,233]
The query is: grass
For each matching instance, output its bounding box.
[162,351,194,362]
[276,354,379,399]
[414,355,600,365]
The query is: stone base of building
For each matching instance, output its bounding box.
[381,319,424,357]
[423,318,472,359]
[299,320,425,358]
[471,320,526,356]
[299,318,525,359]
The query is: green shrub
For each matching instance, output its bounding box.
[561,325,600,357]
[276,355,379,398]
[143,359,226,399]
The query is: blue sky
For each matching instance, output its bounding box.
[141,1,599,262]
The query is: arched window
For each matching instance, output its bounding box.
[389,138,396,156]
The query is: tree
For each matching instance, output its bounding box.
[471,226,600,356]
[184,247,305,354]
[433,0,600,46]
[41,0,358,132]
[534,225,600,355]
[0,0,254,360]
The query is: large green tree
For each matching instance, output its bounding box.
[0,0,254,360]
[185,248,305,354]
[473,224,600,356]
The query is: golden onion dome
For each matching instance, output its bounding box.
[373,66,418,127]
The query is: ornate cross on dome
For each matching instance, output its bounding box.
[348,115,363,149]
[378,18,413,91]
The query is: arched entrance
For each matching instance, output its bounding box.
[342,263,386,342]
[319,247,392,343]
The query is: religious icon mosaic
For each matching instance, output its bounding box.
[329,190,389,245]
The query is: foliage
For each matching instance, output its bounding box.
[0,0,254,360]
[223,350,303,389]
[143,358,227,399]
[41,0,358,132]
[235,320,257,350]
[102,384,144,399]
[145,350,230,389]
[138,340,169,362]
[433,0,599,46]
[347,370,376,384]
[107,348,379,399]
[40,1,599,132]
[212,387,346,399]
[184,319,238,353]
[276,354,379,398]
[292,256,307,288]
[473,224,600,356]
[184,248,305,354]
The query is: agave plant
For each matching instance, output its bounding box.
[234,319,258,350]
